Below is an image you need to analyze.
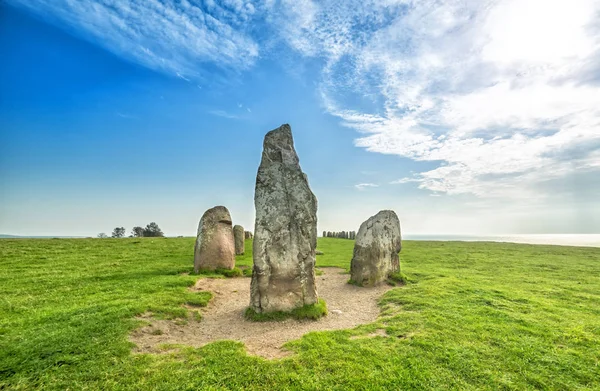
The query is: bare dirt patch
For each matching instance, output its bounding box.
[130,267,393,359]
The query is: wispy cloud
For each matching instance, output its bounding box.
[116,112,137,119]
[7,0,260,79]
[354,183,379,190]
[272,0,600,198]
[208,109,239,119]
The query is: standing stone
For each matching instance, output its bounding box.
[244,231,253,239]
[323,231,326,238]
[194,206,235,272]
[251,124,318,313]
[350,210,402,286]
[233,225,245,255]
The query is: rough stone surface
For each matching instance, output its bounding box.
[244,231,253,239]
[194,206,235,272]
[233,225,245,255]
[251,124,318,313]
[350,210,402,286]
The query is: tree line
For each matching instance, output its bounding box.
[97,222,164,238]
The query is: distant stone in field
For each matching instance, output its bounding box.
[233,225,245,255]
[244,231,253,239]
[194,206,235,272]
[316,250,324,255]
[350,210,401,286]
[251,124,319,313]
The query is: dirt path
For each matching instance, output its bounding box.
[130,267,392,359]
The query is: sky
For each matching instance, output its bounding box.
[1,0,599,237]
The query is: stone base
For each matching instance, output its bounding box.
[245,299,328,322]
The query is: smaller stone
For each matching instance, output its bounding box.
[350,210,402,286]
[233,225,245,255]
[331,309,343,315]
[316,250,324,255]
[194,206,235,272]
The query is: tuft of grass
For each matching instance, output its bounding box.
[218,267,243,278]
[245,299,328,322]
[191,310,202,321]
[315,268,324,276]
[184,291,212,307]
[387,272,411,286]
[150,328,164,336]
[195,267,243,278]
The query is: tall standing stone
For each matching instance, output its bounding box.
[194,206,235,273]
[233,225,245,255]
[350,210,402,286]
[244,231,253,239]
[251,124,318,313]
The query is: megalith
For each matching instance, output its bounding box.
[251,124,319,313]
[244,231,253,239]
[194,206,235,272]
[350,210,402,286]
[233,225,245,255]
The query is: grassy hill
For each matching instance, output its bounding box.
[1,237,599,390]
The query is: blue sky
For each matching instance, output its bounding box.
[1,0,599,236]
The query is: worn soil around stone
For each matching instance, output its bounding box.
[130,267,393,359]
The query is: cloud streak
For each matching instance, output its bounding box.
[355,183,379,190]
[7,0,260,79]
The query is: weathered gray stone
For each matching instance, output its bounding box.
[350,210,401,286]
[233,225,245,255]
[194,206,235,272]
[251,124,318,313]
[244,231,253,239]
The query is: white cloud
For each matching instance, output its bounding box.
[354,183,379,190]
[7,0,259,79]
[272,0,600,198]
[208,109,238,119]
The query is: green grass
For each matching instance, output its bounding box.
[1,237,599,389]
[245,299,328,321]
[195,266,243,278]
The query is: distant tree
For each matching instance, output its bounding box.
[97,233,108,238]
[131,226,145,237]
[111,227,126,238]
[143,222,164,237]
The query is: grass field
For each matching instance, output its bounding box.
[1,237,599,390]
